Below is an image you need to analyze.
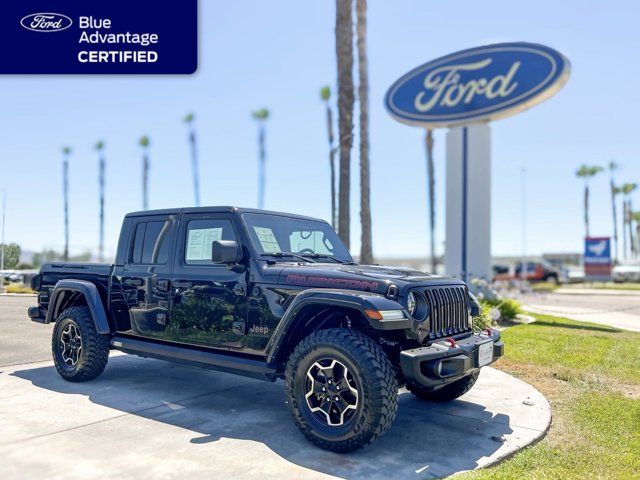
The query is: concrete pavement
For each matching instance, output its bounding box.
[523,290,640,332]
[0,295,550,479]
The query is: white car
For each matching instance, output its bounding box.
[612,262,640,283]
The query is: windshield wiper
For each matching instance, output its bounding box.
[261,252,317,263]
[300,253,351,264]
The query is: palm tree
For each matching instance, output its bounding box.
[62,146,72,261]
[614,185,626,259]
[632,211,640,259]
[139,135,150,210]
[356,0,373,264]
[184,113,201,207]
[320,86,337,229]
[575,165,603,237]
[608,161,620,262]
[621,183,638,258]
[425,129,436,272]
[95,140,106,262]
[251,108,270,209]
[335,0,355,249]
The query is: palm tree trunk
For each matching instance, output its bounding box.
[425,129,436,273]
[356,0,372,264]
[142,152,149,210]
[584,183,590,237]
[335,0,355,249]
[629,199,636,258]
[63,157,69,261]
[610,179,618,261]
[258,124,266,209]
[189,129,201,207]
[326,104,337,228]
[98,154,105,262]
[623,199,628,259]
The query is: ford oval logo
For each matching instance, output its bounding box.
[20,13,73,33]
[385,42,570,127]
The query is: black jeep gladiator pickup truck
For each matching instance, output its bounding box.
[29,207,503,452]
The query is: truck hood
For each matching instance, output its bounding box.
[276,263,464,295]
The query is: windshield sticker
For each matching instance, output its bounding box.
[253,226,281,253]
[186,227,222,261]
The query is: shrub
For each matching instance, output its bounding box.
[483,297,522,321]
[472,302,493,331]
[5,283,35,294]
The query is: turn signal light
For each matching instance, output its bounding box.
[364,309,405,321]
[364,309,383,320]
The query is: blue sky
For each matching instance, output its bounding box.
[1,1,639,260]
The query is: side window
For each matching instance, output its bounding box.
[130,220,172,265]
[185,218,237,264]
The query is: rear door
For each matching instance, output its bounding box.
[116,214,176,338]
[169,212,248,350]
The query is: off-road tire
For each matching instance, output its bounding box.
[285,328,398,453]
[407,370,480,402]
[52,306,110,382]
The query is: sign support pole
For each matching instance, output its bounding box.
[445,123,491,281]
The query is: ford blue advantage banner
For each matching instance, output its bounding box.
[0,0,197,74]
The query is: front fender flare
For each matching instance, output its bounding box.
[265,288,408,364]
[45,279,110,334]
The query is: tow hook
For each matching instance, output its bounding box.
[445,337,457,348]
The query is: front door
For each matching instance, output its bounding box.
[169,213,247,350]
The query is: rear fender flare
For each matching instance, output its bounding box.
[265,288,407,364]
[45,279,110,334]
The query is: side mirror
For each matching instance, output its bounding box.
[211,240,241,264]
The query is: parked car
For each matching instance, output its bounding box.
[28,207,503,452]
[493,261,561,284]
[612,262,640,283]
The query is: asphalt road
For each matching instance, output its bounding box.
[522,290,640,332]
[0,295,549,479]
[0,295,53,367]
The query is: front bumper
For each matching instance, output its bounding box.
[399,330,504,389]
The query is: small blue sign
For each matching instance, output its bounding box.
[385,42,570,127]
[584,237,611,265]
[0,0,197,74]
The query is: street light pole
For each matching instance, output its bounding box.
[1,188,6,277]
[521,167,527,282]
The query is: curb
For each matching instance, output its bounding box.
[555,288,640,297]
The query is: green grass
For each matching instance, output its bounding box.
[460,314,640,479]
[530,281,561,292]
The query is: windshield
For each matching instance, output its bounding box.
[242,213,353,263]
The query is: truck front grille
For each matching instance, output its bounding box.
[422,285,471,339]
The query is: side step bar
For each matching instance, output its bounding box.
[110,336,278,382]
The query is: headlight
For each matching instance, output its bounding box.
[407,291,417,316]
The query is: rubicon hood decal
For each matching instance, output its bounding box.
[285,274,381,292]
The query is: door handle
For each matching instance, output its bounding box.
[173,280,192,289]
[124,278,143,287]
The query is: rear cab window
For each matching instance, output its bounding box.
[129,218,174,265]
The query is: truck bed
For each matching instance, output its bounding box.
[36,263,113,314]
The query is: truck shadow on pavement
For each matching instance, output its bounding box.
[13,354,513,479]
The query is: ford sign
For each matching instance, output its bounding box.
[20,13,73,32]
[385,42,570,127]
